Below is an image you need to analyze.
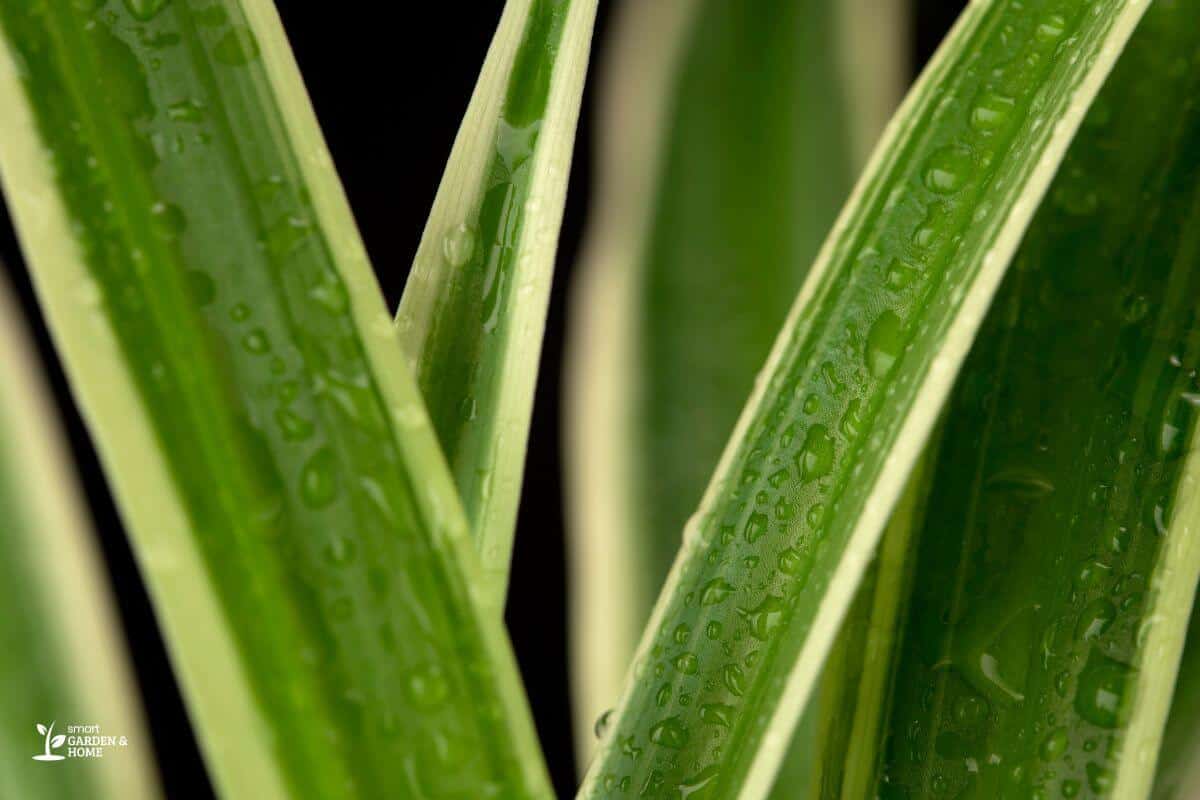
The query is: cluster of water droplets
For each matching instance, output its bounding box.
[877,3,1200,797]
[584,1,1190,795]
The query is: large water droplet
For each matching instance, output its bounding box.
[723,663,745,696]
[957,604,1036,705]
[1039,727,1067,761]
[1035,13,1067,43]
[213,26,261,66]
[778,548,812,582]
[886,258,921,291]
[699,703,733,728]
[1086,762,1113,793]
[796,425,834,481]
[443,223,478,268]
[867,311,904,377]
[923,147,972,194]
[741,594,787,641]
[1075,650,1132,728]
[1158,400,1190,459]
[840,398,864,438]
[673,653,698,675]
[701,578,734,605]
[970,91,1016,133]
[648,717,688,749]
[300,447,338,507]
[744,512,768,543]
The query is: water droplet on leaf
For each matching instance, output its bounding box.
[1075,650,1132,728]
[213,27,261,66]
[123,0,168,20]
[924,147,972,194]
[300,447,338,507]
[797,425,834,481]
[648,717,688,749]
[867,311,904,377]
[443,223,477,268]
[701,578,734,605]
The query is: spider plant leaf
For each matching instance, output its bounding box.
[0,278,160,800]
[577,1,1151,796]
[0,4,550,798]
[395,0,598,609]
[877,3,1200,796]
[563,0,907,776]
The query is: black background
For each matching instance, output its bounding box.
[0,2,965,796]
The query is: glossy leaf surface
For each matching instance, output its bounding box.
[578,1,1149,796]
[881,3,1200,795]
[397,0,598,610]
[0,3,550,797]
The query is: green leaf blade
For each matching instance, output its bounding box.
[578,1,1149,796]
[880,4,1200,794]
[0,3,550,797]
[565,0,887,766]
[0,279,160,800]
[397,0,598,608]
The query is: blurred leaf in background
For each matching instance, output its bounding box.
[0,277,159,800]
[565,0,905,765]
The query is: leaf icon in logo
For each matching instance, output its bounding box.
[50,735,65,748]
[36,724,46,736]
